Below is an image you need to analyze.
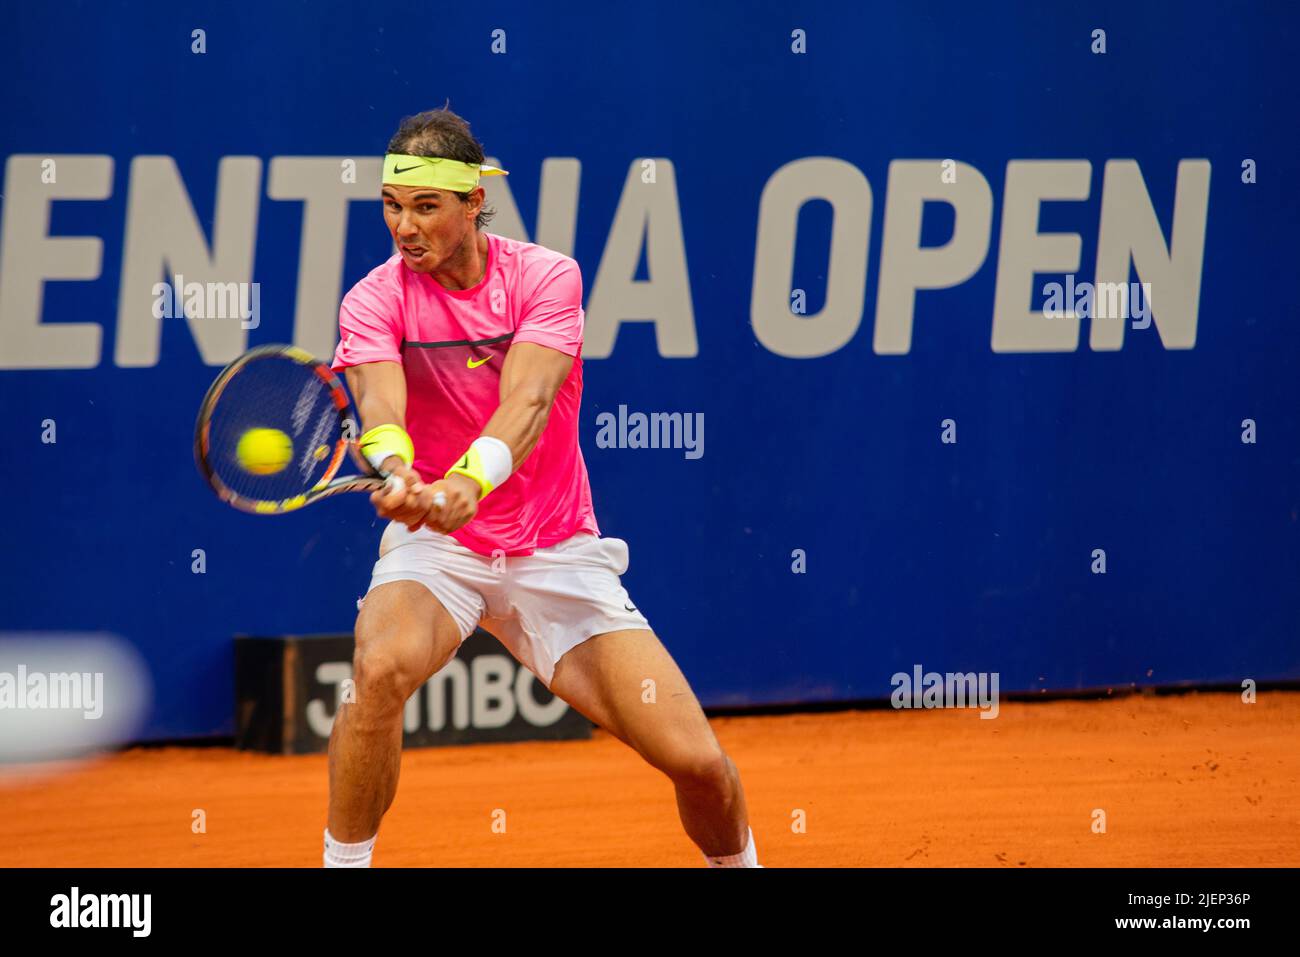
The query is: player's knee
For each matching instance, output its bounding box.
[351,641,421,711]
[662,744,731,793]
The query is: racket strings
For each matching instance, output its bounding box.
[203,356,344,503]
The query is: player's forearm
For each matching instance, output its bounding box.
[345,365,407,432]
[356,395,406,434]
[480,386,551,470]
[443,343,570,500]
[344,363,412,474]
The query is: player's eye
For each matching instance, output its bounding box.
[419,204,437,213]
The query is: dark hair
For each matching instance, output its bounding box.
[386,104,497,230]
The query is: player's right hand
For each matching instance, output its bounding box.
[369,460,429,531]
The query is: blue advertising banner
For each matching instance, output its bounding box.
[1,1,1296,738]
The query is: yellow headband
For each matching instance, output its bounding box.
[382,154,508,191]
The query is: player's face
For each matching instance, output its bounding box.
[382,184,481,273]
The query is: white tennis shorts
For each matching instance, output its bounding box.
[365,522,651,686]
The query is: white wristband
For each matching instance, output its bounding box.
[363,447,398,472]
[472,436,513,489]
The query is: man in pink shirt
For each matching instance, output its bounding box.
[323,108,760,868]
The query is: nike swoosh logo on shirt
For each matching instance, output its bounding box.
[467,356,491,368]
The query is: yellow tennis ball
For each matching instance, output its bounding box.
[236,427,293,475]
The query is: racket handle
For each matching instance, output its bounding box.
[384,474,406,495]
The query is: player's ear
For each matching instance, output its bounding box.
[466,187,485,221]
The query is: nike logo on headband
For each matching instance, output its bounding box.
[392,164,421,174]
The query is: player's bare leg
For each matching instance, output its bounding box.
[549,628,754,863]
[326,581,461,854]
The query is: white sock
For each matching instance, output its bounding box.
[705,827,761,868]
[323,828,376,868]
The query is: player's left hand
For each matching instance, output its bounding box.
[418,473,481,534]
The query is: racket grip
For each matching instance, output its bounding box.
[384,474,406,495]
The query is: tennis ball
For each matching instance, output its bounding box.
[236,427,293,476]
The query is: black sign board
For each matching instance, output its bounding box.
[234,630,592,753]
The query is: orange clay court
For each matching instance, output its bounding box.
[1,691,1295,868]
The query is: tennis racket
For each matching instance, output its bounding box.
[194,344,411,514]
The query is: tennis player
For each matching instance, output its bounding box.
[322,108,760,868]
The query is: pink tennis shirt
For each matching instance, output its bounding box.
[331,232,600,556]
